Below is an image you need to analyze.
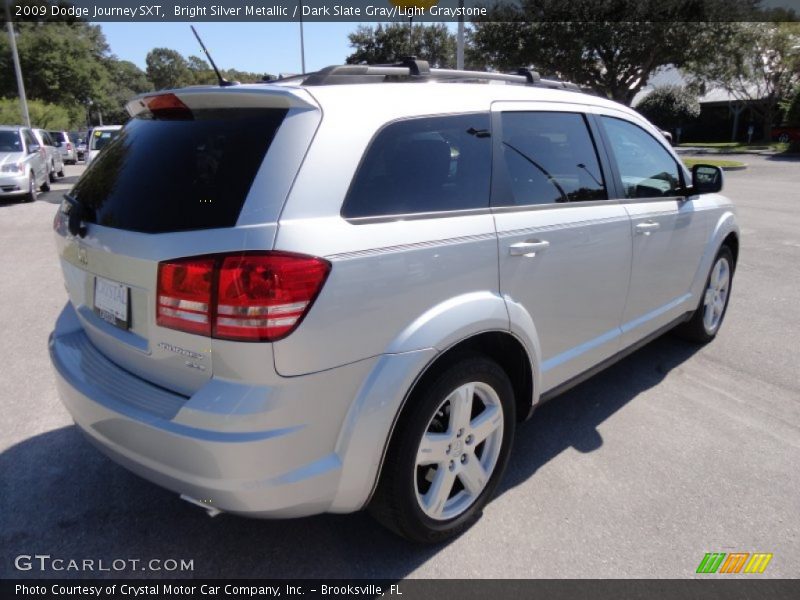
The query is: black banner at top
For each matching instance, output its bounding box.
[5,0,800,22]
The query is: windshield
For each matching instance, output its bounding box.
[70,108,288,233]
[89,129,121,151]
[0,131,22,153]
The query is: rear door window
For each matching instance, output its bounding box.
[70,109,288,233]
[342,113,492,218]
[495,111,607,206]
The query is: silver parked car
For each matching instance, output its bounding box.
[49,130,78,164]
[0,125,49,202]
[50,62,738,543]
[32,128,64,181]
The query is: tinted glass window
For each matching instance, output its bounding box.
[48,131,65,143]
[23,130,36,151]
[497,112,606,206]
[0,131,22,152]
[70,109,287,233]
[601,117,683,198]
[343,113,491,218]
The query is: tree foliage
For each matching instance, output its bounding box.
[146,48,193,90]
[636,86,701,131]
[0,97,76,129]
[782,86,800,125]
[469,0,761,105]
[346,23,456,67]
[685,23,800,138]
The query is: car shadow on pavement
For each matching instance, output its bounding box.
[0,335,700,580]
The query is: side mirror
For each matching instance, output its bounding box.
[28,143,41,154]
[690,164,723,194]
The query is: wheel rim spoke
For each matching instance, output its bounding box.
[469,405,502,445]
[458,458,489,496]
[423,465,457,518]
[447,382,474,432]
[416,432,451,466]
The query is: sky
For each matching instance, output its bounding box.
[99,22,427,76]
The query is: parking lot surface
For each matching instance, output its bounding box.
[1,156,798,578]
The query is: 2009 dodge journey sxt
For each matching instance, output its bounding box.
[50,60,738,543]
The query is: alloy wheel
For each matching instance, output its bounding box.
[414,381,504,521]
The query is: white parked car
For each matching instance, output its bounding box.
[32,128,64,181]
[85,125,122,165]
[51,61,738,542]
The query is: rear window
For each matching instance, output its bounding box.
[89,129,121,151]
[0,131,22,152]
[70,109,287,233]
[48,131,65,142]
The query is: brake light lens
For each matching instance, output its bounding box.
[157,258,215,335]
[144,93,192,119]
[156,252,330,342]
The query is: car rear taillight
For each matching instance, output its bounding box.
[156,252,330,342]
[157,257,215,336]
[66,142,73,151]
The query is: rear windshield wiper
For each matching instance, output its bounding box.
[63,192,87,238]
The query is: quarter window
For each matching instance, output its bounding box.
[496,111,607,206]
[342,113,492,218]
[601,117,683,198]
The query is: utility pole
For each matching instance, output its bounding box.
[5,1,31,127]
[457,0,465,70]
[299,1,306,73]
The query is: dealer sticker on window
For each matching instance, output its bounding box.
[94,276,129,329]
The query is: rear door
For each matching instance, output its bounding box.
[595,113,710,345]
[54,88,320,395]
[491,102,632,391]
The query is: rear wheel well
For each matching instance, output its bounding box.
[411,332,534,422]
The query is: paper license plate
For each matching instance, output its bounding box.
[94,276,129,330]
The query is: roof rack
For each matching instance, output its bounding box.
[295,58,583,92]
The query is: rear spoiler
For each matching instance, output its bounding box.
[126,86,320,118]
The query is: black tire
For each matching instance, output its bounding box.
[40,178,50,192]
[57,167,65,177]
[778,133,790,143]
[24,174,36,203]
[48,165,56,183]
[675,246,734,343]
[369,355,516,544]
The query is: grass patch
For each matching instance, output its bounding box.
[678,141,788,152]
[683,158,746,169]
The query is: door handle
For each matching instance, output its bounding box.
[509,239,550,257]
[635,221,661,235]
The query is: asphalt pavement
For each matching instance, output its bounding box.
[1,156,798,579]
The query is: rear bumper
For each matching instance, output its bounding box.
[49,302,426,518]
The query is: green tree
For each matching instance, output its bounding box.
[468,0,760,105]
[0,21,112,108]
[0,98,76,129]
[686,23,800,140]
[98,60,153,124]
[146,48,193,90]
[346,23,456,67]
[636,86,701,134]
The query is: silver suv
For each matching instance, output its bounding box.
[50,61,738,543]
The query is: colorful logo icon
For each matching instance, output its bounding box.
[696,552,773,574]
